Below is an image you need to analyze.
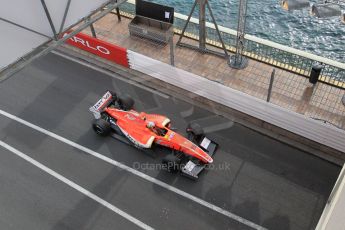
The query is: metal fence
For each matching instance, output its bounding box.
[119,0,345,89]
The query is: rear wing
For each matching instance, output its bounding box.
[89,91,113,119]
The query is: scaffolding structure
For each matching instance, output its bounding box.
[229,0,248,69]
[0,0,127,81]
[176,0,229,58]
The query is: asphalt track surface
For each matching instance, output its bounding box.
[0,52,341,230]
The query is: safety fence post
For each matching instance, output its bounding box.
[267,69,275,102]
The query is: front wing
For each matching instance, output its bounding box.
[181,136,217,179]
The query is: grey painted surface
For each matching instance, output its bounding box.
[0,53,341,230]
[0,146,138,230]
[0,115,250,230]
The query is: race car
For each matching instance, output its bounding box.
[89,91,217,179]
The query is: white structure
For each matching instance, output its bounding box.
[0,0,124,72]
[316,164,345,230]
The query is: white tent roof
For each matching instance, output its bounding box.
[0,0,112,71]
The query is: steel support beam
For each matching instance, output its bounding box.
[199,0,206,51]
[176,0,228,59]
[267,69,275,102]
[58,0,72,35]
[0,0,127,79]
[170,37,175,66]
[229,0,248,69]
[206,1,229,57]
[40,0,58,40]
[116,7,121,21]
[90,23,97,38]
[0,17,50,39]
[176,0,198,46]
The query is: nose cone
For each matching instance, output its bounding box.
[200,150,213,164]
[196,146,213,164]
[207,156,213,164]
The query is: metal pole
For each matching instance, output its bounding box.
[0,17,50,38]
[58,0,72,35]
[199,0,206,51]
[90,23,97,38]
[206,1,229,58]
[267,69,275,102]
[40,0,58,40]
[116,7,121,21]
[229,0,248,69]
[176,0,198,45]
[170,37,175,66]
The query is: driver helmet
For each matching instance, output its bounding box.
[147,121,155,129]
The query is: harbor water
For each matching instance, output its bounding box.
[145,0,345,63]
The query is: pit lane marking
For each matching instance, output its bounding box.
[0,109,266,230]
[51,51,170,99]
[0,140,154,230]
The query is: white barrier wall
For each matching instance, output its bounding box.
[316,164,345,230]
[127,50,345,153]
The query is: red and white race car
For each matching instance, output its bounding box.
[89,91,217,179]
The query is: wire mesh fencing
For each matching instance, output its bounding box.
[118,1,345,89]
[81,11,345,130]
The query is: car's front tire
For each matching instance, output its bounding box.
[92,119,111,136]
[162,154,180,173]
[186,123,204,142]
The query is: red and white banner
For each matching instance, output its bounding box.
[63,32,129,68]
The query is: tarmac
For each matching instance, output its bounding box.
[0,52,341,230]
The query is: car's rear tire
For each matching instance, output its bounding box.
[92,119,111,136]
[109,91,118,104]
[118,94,134,111]
[162,155,180,173]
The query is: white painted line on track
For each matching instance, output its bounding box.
[0,109,266,230]
[51,50,170,99]
[0,140,153,230]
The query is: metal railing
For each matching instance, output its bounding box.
[119,0,345,89]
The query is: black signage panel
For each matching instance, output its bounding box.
[136,0,174,24]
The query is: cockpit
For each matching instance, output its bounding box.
[146,121,168,136]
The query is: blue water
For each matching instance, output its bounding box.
[145,0,345,63]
